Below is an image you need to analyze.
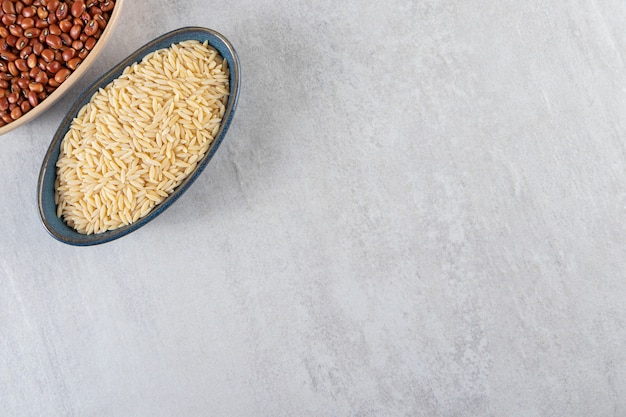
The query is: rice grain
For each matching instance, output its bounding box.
[55,40,229,234]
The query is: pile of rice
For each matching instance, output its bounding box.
[55,40,229,235]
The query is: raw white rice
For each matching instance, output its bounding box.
[55,40,229,235]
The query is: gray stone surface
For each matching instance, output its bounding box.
[1,0,626,416]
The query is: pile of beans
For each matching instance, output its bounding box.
[0,0,115,127]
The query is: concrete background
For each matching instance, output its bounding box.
[1,0,626,415]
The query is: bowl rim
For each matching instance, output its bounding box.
[0,0,126,136]
[37,26,241,246]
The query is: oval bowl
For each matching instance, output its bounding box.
[0,0,126,136]
[37,26,241,246]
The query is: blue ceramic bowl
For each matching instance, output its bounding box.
[37,27,241,246]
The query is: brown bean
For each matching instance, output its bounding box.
[27,53,37,68]
[46,12,57,25]
[2,34,18,47]
[0,96,8,111]
[0,79,7,89]
[38,27,48,42]
[23,27,38,38]
[71,39,82,50]
[55,2,68,19]
[27,89,38,106]
[20,100,31,113]
[29,81,43,92]
[15,58,28,72]
[32,40,43,55]
[7,91,19,104]
[94,13,106,29]
[2,0,16,14]
[45,33,62,49]
[21,5,37,17]
[40,48,53,62]
[10,105,22,120]
[69,24,81,39]
[1,14,17,27]
[48,23,61,35]
[9,24,23,37]
[0,50,17,61]
[71,0,85,17]
[59,32,70,46]
[34,70,47,84]
[101,1,114,12]
[19,45,32,57]
[77,47,87,59]
[35,17,48,28]
[61,47,74,61]
[15,1,24,15]
[54,67,69,83]
[7,61,18,75]
[66,56,80,70]
[84,36,95,50]
[47,77,59,87]
[17,77,29,89]
[15,36,28,50]
[1,112,13,123]
[59,18,72,32]
[83,19,97,36]
[46,59,60,73]
[6,34,17,47]
[88,6,102,16]
[37,7,48,20]
[20,17,35,29]
[0,27,8,38]
[46,0,59,12]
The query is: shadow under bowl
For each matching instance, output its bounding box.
[37,26,241,246]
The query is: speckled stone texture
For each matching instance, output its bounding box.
[1,1,626,416]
